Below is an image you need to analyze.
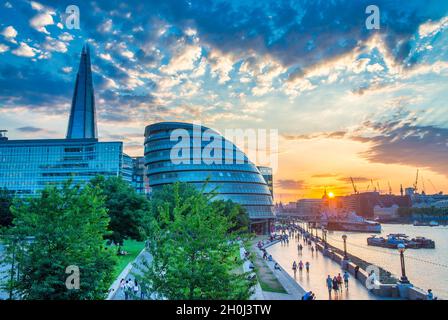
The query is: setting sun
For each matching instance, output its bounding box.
[328,192,335,198]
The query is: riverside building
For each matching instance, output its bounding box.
[144,122,275,234]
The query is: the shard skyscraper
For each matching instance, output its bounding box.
[66,44,98,139]
[0,44,135,197]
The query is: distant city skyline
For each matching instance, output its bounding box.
[1,0,448,201]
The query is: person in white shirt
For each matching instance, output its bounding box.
[133,280,139,297]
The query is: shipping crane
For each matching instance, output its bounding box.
[413,169,419,193]
[350,177,358,194]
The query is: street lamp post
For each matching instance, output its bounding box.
[397,244,410,284]
[342,234,348,260]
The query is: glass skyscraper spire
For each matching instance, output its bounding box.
[66,44,98,139]
[0,44,133,197]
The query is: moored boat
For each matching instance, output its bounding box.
[367,233,435,249]
[325,212,381,233]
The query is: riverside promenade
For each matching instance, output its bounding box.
[248,239,306,300]
[266,233,379,300]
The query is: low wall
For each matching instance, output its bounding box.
[408,286,429,300]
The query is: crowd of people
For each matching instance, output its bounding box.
[326,272,350,298]
[119,278,146,300]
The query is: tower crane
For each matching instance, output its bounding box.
[350,177,358,194]
[413,169,419,193]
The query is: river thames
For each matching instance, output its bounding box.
[315,224,448,299]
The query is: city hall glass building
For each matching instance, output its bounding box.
[144,122,275,234]
[0,45,132,196]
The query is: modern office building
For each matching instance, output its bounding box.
[257,166,273,197]
[144,122,275,234]
[132,156,150,195]
[0,44,131,196]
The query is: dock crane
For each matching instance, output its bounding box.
[350,177,359,194]
[413,169,419,193]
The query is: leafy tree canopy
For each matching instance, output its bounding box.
[3,181,115,300]
[90,176,151,247]
[139,182,253,299]
[0,188,13,228]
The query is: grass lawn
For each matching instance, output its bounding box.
[110,240,145,280]
[248,241,287,294]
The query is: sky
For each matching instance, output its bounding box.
[0,0,448,202]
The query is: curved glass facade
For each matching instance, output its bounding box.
[144,122,275,233]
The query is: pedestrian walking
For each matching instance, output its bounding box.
[133,279,139,298]
[332,276,339,294]
[119,278,126,299]
[343,271,349,288]
[124,280,130,300]
[337,273,343,292]
[326,275,333,297]
[298,260,304,272]
[292,261,297,275]
[305,261,310,273]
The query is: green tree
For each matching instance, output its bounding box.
[139,183,253,299]
[90,176,150,249]
[0,188,13,228]
[149,182,199,221]
[211,199,250,234]
[3,181,115,300]
[150,182,250,233]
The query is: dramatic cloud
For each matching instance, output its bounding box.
[356,121,448,177]
[276,179,306,190]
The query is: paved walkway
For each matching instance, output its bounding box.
[267,232,379,300]
[109,250,155,300]
[252,241,306,300]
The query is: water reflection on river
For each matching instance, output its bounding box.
[318,224,448,299]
